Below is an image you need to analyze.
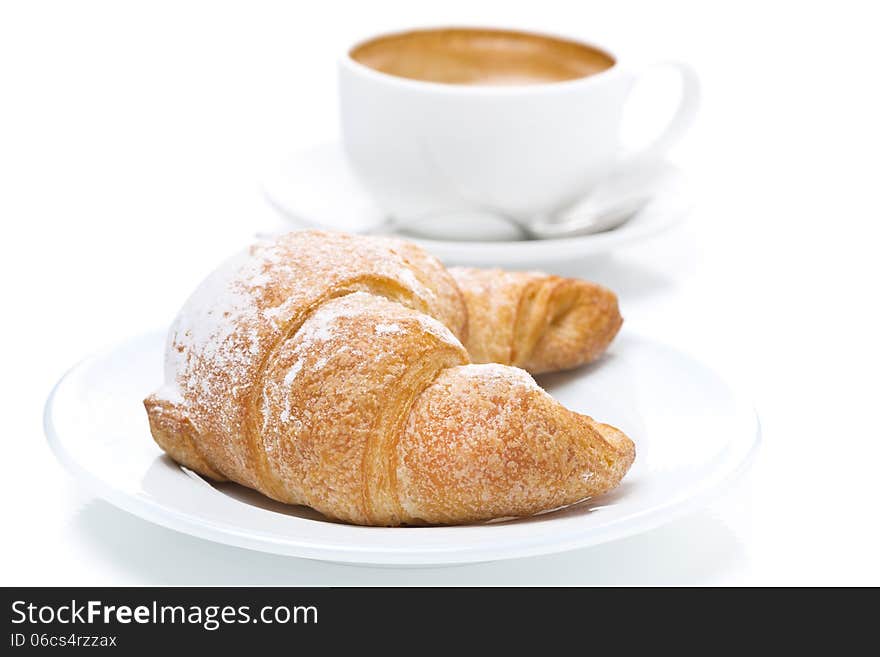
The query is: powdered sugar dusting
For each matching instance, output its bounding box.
[293,292,368,348]
[153,230,468,484]
[416,314,462,348]
[154,383,185,405]
[394,266,426,298]
[374,323,403,335]
[282,359,304,387]
[274,293,369,407]
[455,362,543,392]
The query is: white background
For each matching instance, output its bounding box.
[2,0,879,585]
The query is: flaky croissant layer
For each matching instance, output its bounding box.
[145,230,633,525]
[451,267,623,374]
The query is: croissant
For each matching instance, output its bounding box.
[144,230,634,525]
[450,267,623,374]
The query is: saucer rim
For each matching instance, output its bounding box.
[261,141,692,260]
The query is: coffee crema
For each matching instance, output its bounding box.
[350,28,615,86]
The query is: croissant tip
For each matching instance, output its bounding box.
[144,393,227,482]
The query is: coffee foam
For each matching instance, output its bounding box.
[350,28,615,86]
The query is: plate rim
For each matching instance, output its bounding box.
[44,331,760,566]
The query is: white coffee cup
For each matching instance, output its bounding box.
[339,27,699,239]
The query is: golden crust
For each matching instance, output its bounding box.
[399,364,634,524]
[450,267,623,374]
[144,230,634,526]
[143,395,226,480]
[259,293,468,524]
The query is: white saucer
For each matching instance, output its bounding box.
[261,142,693,266]
[45,331,758,566]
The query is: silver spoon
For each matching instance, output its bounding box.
[262,163,670,242]
[492,164,670,240]
[499,192,651,240]
[382,164,670,241]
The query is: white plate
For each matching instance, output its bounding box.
[261,142,693,267]
[45,331,758,566]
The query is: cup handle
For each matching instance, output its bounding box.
[618,61,701,171]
